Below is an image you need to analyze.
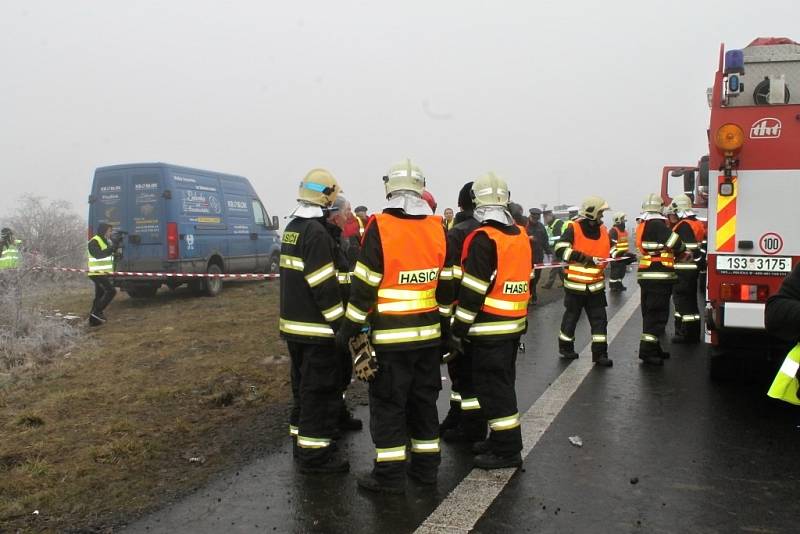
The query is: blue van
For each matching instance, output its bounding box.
[88,163,281,297]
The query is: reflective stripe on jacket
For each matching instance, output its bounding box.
[87,235,114,276]
[636,220,677,280]
[767,343,800,406]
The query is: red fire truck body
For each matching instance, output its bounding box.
[704,38,800,364]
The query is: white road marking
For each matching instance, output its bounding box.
[416,288,642,534]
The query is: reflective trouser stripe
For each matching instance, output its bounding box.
[559,331,574,342]
[450,391,462,403]
[489,413,521,431]
[410,439,440,454]
[592,335,607,343]
[767,344,800,405]
[681,314,701,322]
[376,446,407,462]
[674,263,698,270]
[297,436,331,448]
[289,425,298,437]
[641,333,658,343]
[372,324,441,344]
[637,271,676,280]
[460,397,481,411]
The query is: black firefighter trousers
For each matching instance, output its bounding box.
[673,270,701,341]
[638,281,673,358]
[369,347,441,484]
[472,338,522,456]
[446,343,484,428]
[288,341,342,465]
[559,290,609,357]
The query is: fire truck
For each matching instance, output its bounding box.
[660,156,709,220]
[703,37,800,376]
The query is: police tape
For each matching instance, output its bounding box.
[35,257,631,279]
[33,267,279,279]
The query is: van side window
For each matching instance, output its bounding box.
[252,200,266,226]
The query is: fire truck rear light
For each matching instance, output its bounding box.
[167,222,179,260]
[721,283,737,301]
[722,283,769,302]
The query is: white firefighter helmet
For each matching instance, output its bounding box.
[471,172,510,208]
[667,193,693,214]
[298,168,340,208]
[641,193,664,213]
[578,196,609,221]
[613,211,627,225]
[383,158,425,197]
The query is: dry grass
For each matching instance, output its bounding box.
[0,280,289,532]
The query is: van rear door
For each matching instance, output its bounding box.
[124,170,166,269]
[91,169,127,236]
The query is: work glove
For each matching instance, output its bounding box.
[444,334,468,363]
[348,332,379,382]
[335,321,358,353]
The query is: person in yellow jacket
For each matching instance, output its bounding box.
[0,228,22,270]
[765,262,800,405]
[87,223,120,326]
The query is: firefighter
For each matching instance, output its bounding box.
[553,197,615,367]
[448,172,531,469]
[608,212,635,292]
[636,193,686,365]
[438,181,484,444]
[0,228,22,270]
[336,158,447,493]
[346,205,369,269]
[765,262,800,405]
[87,223,119,326]
[542,209,567,289]
[280,168,349,474]
[326,195,363,434]
[526,208,551,304]
[666,194,704,343]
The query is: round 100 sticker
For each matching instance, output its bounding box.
[759,232,784,255]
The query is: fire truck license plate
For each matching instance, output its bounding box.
[716,255,792,274]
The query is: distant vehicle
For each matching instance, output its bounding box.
[88,162,281,297]
[701,37,800,376]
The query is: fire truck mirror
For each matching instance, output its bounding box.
[683,171,696,196]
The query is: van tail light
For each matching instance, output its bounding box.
[167,222,179,260]
[720,283,769,302]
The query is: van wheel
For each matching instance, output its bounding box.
[269,252,280,274]
[204,264,223,297]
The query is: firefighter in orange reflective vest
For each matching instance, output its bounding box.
[636,194,686,365]
[608,212,635,292]
[553,196,616,367]
[336,158,447,493]
[666,194,705,343]
[280,169,350,474]
[448,173,531,470]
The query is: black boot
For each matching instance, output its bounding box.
[440,401,461,432]
[442,417,487,443]
[338,405,363,431]
[472,440,491,455]
[592,353,613,367]
[357,463,406,494]
[474,452,523,470]
[298,453,350,474]
[407,465,438,486]
[559,340,579,360]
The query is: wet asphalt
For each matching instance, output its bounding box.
[126,279,800,534]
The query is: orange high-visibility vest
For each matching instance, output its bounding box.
[374,213,446,315]
[636,221,675,269]
[565,223,610,285]
[463,226,531,318]
[614,228,629,252]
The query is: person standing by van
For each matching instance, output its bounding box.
[280,169,350,474]
[87,223,119,326]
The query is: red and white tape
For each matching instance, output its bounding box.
[34,266,279,279]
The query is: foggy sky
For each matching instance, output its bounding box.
[2,0,798,224]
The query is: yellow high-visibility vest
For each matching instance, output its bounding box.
[767,343,800,405]
[87,235,114,276]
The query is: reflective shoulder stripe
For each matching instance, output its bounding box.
[305,262,336,287]
[461,273,490,294]
[353,261,383,286]
[280,255,305,271]
[345,303,369,323]
[279,319,335,337]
